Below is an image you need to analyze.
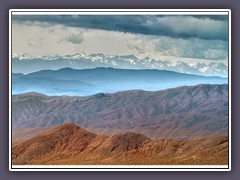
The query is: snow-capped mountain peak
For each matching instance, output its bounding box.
[12,53,228,77]
[63,52,87,60]
[16,53,33,60]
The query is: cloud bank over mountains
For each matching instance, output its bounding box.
[12,14,229,66]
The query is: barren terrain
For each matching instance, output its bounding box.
[12,123,228,165]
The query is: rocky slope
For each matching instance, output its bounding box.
[12,123,228,165]
[12,84,228,140]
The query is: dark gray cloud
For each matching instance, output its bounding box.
[64,33,84,44]
[189,15,229,21]
[12,15,228,41]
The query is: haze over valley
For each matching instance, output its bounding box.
[12,67,227,96]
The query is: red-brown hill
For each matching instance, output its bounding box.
[12,123,228,165]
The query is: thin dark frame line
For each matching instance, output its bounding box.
[11,11,13,170]
[11,167,230,169]
[228,10,231,170]
[11,10,230,13]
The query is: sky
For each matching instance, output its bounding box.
[12,14,229,65]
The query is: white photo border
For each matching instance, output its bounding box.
[9,9,231,171]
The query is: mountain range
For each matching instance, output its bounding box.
[12,122,228,165]
[12,53,228,77]
[12,67,227,96]
[12,84,228,140]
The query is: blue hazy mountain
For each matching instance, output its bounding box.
[12,67,227,96]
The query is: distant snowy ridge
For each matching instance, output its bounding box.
[12,53,228,77]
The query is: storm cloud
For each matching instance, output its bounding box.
[12,15,228,41]
[12,13,229,64]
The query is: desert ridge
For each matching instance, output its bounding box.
[12,123,228,165]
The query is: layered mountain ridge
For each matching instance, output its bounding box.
[12,67,227,96]
[12,84,228,140]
